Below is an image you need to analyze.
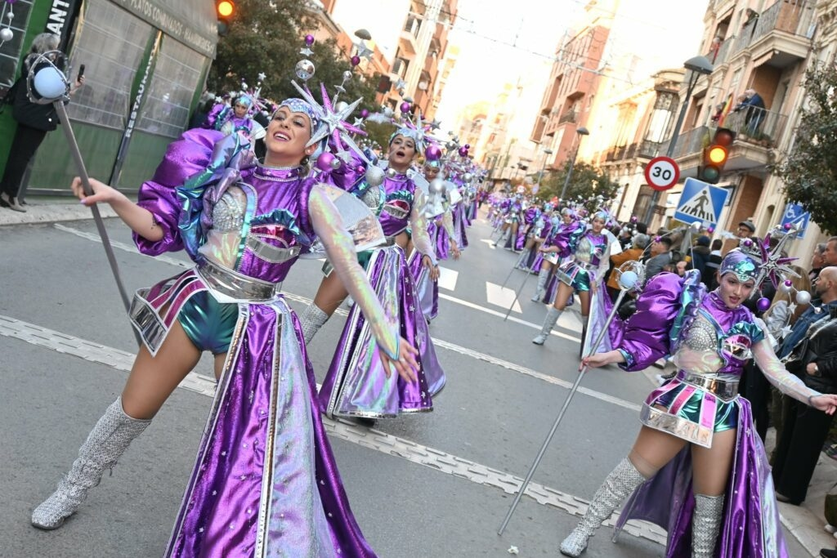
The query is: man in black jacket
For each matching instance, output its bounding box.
[772,267,837,505]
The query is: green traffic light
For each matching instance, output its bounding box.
[700,166,721,184]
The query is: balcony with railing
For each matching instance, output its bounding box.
[400,16,420,55]
[733,16,760,56]
[749,0,812,67]
[558,110,577,124]
[709,34,735,66]
[601,139,661,166]
[660,105,788,176]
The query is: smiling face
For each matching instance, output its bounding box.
[264,107,314,167]
[388,134,417,171]
[590,217,605,234]
[717,272,755,308]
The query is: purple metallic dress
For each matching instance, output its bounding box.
[130,129,378,557]
[604,271,819,557]
[318,170,446,419]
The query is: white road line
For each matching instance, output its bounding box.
[56,224,582,341]
[479,239,496,250]
[53,224,641,412]
[485,281,522,314]
[436,266,458,291]
[0,314,665,547]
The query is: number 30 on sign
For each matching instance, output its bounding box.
[644,156,680,191]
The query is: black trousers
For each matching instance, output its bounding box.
[772,395,834,504]
[739,360,771,442]
[0,124,47,197]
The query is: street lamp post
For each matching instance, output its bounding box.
[559,127,590,202]
[534,147,553,194]
[642,55,714,225]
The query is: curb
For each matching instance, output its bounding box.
[0,203,117,226]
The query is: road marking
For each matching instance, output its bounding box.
[437,266,458,291]
[54,223,583,342]
[479,239,496,250]
[485,281,522,314]
[0,314,664,547]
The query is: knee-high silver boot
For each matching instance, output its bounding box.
[31,398,151,530]
[532,307,562,345]
[299,304,329,344]
[559,458,646,557]
[531,268,551,301]
[692,494,724,558]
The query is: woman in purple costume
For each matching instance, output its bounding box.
[532,210,615,346]
[558,250,837,557]
[31,98,419,557]
[530,207,577,302]
[204,94,257,138]
[409,158,459,323]
[299,126,445,420]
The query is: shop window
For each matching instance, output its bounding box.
[65,0,153,130]
[136,37,207,138]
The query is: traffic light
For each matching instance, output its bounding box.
[699,127,735,184]
[216,1,235,36]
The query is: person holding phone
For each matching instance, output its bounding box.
[0,33,84,212]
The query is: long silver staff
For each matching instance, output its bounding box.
[502,266,534,321]
[497,262,643,535]
[28,53,139,343]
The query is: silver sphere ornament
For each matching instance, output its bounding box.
[365,166,384,187]
[779,281,794,294]
[618,270,639,291]
[463,172,473,182]
[0,28,13,43]
[382,107,393,118]
[796,290,812,306]
[385,168,398,179]
[430,178,445,193]
[329,156,342,171]
[33,67,67,100]
[294,59,315,81]
[342,70,353,81]
[335,101,349,113]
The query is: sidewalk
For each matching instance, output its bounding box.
[0,198,117,226]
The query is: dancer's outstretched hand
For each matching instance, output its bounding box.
[810,394,837,415]
[423,255,440,281]
[71,177,121,206]
[379,336,419,383]
[580,349,625,370]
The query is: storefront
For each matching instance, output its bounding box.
[0,0,217,194]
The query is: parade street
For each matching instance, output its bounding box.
[0,211,812,558]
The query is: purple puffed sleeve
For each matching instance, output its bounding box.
[203,102,226,130]
[618,272,683,371]
[552,221,581,258]
[133,128,224,256]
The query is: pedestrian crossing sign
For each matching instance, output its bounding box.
[673,177,730,227]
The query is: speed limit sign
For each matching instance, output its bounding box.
[644,156,680,191]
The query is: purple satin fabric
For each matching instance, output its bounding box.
[615,399,788,557]
[408,249,438,322]
[453,203,469,248]
[377,172,415,237]
[430,218,451,261]
[319,246,444,417]
[618,273,683,371]
[584,288,623,354]
[166,302,376,558]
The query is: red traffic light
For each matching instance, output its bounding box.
[217,0,234,18]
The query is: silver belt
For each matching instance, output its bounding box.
[677,371,739,401]
[197,260,277,301]
[246,235,301,264]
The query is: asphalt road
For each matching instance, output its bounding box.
[0,212,810,557]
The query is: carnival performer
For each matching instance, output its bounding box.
[530,207,579,302]
[299,120,446,420]
[204,93,258,138]
[31,97,419,557]
[409,156,459,323]
[558,250,837,557]
[498,194,523,251]
[532,210,616,346]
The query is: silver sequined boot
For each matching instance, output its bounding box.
[692,494,724,558]
[531,268,551,302]
[559,458,646,557]
[31,398,151,530]
[532,307,562,345]
[299,304,329,344]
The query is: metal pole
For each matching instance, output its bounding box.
[559,148,578,201]
[642,73,699,225]
[503,268,534,321]
[54,102,141,346]
[498,288,629,534]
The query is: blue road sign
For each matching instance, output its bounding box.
[674,177,730,227]
[780,202,810,239]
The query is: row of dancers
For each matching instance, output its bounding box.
[28,74,483,557]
